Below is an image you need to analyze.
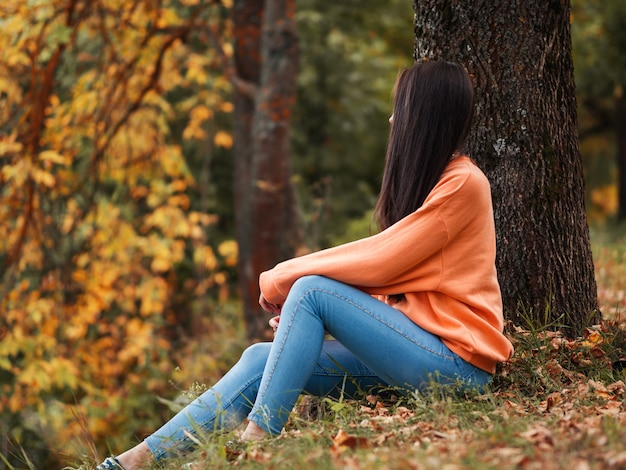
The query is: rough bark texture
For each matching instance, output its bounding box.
[233,0,263,340]
[413,0,599,334]
[617,95,626,221]
[233,0,300,341]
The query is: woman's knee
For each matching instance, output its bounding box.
[285,276,333,314]
[290,275,327,293]
[239,342,272,372]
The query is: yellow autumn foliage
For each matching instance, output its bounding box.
[0,0,238,464]
[591,185,618,216]
[214,130,234,148]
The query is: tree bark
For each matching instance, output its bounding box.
[233,0,263,340]
[233,0,300,341]
[413,0,599,334]
[616,94,626,221]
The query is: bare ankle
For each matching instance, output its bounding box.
[241,421,268,441]
[116,442,153,469]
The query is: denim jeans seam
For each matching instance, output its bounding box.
[309,286,457,361]
[312,369,373,378]
[254,290,304,405]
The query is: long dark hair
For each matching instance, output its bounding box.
[374,61,475,231]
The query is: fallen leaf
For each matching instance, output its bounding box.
[607,451,626,467]
[332,428,372,450]
[606,380,625,394]
[519,424,554,447]
[545,391,563,412]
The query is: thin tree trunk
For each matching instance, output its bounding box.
[233,0,300,341]
[413,0,599,334]
[616,94,626,221]
[233,0,264,340]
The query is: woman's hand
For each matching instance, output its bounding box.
[268,315,280,336]
[259,293,282,315]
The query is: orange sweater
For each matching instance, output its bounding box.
[259,156,514,373]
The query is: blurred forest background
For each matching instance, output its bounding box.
[0,0,624,467]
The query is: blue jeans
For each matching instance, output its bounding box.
[145,276,492,460]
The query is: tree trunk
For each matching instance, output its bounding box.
[233,0,263,340]
[616,94,626,221]
[233,0,300,341]
[413,0,599,334]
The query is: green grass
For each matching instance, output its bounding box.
[591,222,626,318]
[71,320,625,469]
[125,367,625,470]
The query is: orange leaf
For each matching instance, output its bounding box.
[332,429,371,450]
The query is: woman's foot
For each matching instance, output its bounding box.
[240,421,268,441]
[96,442,153,470]
[95,457,125,469]
[101,425,266,469]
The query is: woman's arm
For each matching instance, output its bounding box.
[259,160,487,305]
[259,204,446,304]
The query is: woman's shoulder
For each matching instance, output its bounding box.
[432,156,490,199]
[431,157,494,231]
[447,155,487,178]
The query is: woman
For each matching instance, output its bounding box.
[96,60,514,470]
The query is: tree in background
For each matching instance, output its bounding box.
[230,0,301,341]
[571,0,626,222]
[231,0,414,340]
[413,0,599,333]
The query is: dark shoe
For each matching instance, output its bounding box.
[95,456,125,470]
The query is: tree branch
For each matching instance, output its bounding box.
[201,22,258,99]
[2,0,78,274]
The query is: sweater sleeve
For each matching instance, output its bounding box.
[259,162,476,304]
[259,205,448,304]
